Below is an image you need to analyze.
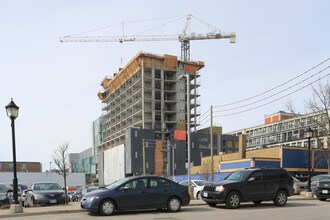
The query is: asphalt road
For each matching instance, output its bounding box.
[2,199,329,220]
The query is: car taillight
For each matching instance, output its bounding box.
[316,181,319,187]
[291,179,294,188]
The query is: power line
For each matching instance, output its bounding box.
[214,58,330,108]
[213,66,330,113]
[198,109,211,123]
[214,72,330,117]
[197,118,211,129]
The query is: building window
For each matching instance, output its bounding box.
[8,163,13,171]
[21,164,27,172]
[135,152,138,158]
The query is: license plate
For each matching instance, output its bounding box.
[203,192,208,197]
[50,199,57,204]
[322,190,328,194]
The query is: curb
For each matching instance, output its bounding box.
[0,209,83,219]
[0,196,315,218]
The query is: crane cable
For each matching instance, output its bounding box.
[66,15,186,37]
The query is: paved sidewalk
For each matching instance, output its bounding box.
[0,195,316,218]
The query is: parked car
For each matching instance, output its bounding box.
[179,180,210,199]
[201,168,294,209]
[25,182,65,207]
[81,175,190,216]
[20,190,28,207]
[308,174,330,192]
[315,179,330,201]
[292,177,307,195]
[79,187,99,201]
[0,184,13,207]
[67,191,79,202]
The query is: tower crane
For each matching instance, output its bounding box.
[59,14,236,61]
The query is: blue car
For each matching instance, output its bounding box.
[81,175,190,216]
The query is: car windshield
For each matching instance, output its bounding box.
[33,183,61,191]
[292,177,300,182]
[194,180,209,186]
[106,177,132,190]
[225,170,253,181]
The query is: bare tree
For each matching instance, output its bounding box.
[52,142,70,204]
[287,80,330,173]
[199,159,212,181]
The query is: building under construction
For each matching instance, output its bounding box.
[98,51,204,151]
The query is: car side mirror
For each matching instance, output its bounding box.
[120,186,130,191]
[248,177,255,182]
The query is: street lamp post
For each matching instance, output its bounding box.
[50,162,52,181]
[179,73,193,198]
[5,98,23,213]
[305,127,313,192]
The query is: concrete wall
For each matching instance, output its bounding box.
[97,152,104,186]
[103,144,125,185]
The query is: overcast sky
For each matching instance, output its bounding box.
[1,0,329,171]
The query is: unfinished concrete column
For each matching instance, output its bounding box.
[238,134,246,159]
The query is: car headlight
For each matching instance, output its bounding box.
[34,194,43,199]
[61,194,66,198]
[215,186,225,192]
[90,195,99,201]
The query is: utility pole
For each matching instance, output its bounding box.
[166,138,171,177]
[210,105,214,182]
[172,143,175,181]
[142,139,146,175]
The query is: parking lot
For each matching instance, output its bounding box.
[0,196,329,220]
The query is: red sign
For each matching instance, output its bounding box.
[174,130,186,141]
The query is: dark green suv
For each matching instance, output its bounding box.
[201,168,294,209]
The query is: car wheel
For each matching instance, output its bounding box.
[207,202,217,207]
[32,197,36,207]
[253,200,262,205]
[226,191,241,209]
[196,191,201,200]
[166,197,181,212]
[99,199,116,216]
[273,190,287,206]
[317,197,327,201]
